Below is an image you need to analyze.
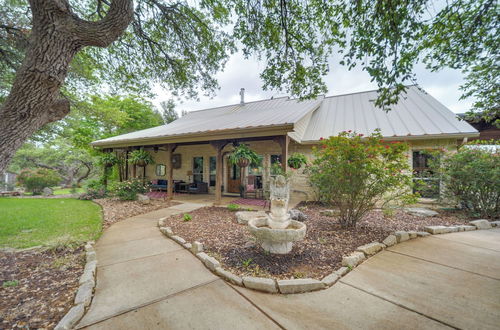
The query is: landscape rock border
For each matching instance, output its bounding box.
[54,241,97,330]
[158,217,498,295]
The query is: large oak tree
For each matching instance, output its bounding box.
[0,0,498,172]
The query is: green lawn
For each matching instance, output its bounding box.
[53,187,84,195]
[0,198,102,249]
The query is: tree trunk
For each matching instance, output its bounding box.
[0,0,134,173]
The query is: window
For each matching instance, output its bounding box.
[209,156,216,186]
[412,150,440,198]
[193,157,204,183]
[248,156,263,189]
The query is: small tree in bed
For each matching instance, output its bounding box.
[310,130,416,228]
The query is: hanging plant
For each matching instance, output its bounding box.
[287,153,308,169]
[228,144,261,168]
[99,153,119,168]
[129,149,155,167]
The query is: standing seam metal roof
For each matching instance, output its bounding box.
[92,86,478,146]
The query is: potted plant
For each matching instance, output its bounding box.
[99,153,118,168]
[287,153,308,169]
[228,144,261,168]
[129,149,155,167]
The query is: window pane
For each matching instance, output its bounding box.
[193,157,204,183]
[209,156,216,186]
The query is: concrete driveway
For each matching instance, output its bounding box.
[77,204,500,330]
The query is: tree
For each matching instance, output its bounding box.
[309,131,416,228]
[160,99,179,124]
[0,0,498,173]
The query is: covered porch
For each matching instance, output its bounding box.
[105,134,295,205]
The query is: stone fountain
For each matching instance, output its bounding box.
[247,175,306,254]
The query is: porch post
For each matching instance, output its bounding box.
[275,135,290,173]
[166,144,177,201]
[210,140,228,205]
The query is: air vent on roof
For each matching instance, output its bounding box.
[240,88,245,105]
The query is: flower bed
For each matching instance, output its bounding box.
[161,203,469,280]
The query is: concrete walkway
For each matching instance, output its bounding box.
[77,203,500,330]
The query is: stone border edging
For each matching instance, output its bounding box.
[158,217,498,295]
[54,242,97,330]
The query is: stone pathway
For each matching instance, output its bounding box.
[77,204,500,330]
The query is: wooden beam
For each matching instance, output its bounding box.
[166,144,176,201]
[210,140,229,205]
[274,135,290,173]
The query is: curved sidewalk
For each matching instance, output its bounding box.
[77,204,500,329]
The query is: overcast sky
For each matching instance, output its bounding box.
[153,51,474,115]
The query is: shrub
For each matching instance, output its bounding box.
[79,179,107,200]
[183,213,192,221]
[110,178,149,200]
[439,145,499,218]
[227,203,240,212]
[309,130,416,228]
[287,153,308,169]
[17,168,60,195]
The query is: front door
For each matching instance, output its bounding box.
[227,163,241,193]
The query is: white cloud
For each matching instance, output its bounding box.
[153,51,475,114]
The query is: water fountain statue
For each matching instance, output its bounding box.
[247,175,307,254]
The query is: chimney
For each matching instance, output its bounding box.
[239,88,245,105]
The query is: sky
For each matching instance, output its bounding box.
[153,51,474,115]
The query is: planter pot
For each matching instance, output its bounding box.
[237,158,250,167]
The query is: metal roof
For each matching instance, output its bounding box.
[92,96,323,146]
[92,86,478,147]
[299,86,478,142]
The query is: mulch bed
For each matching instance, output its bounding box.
[93,198,180,229]
[163,203,468,280]
[0,247,85,329]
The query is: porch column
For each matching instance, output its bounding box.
[166,144,177,201]
[275,135,290,173]
[210,140,229,205]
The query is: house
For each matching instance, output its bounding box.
[92,86,478,203]
[457,113,500,141]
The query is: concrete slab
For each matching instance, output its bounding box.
[78,250,218,327]
[388,236,500,279]
[341,251,500,330]
[234,282,449,330]
[129,207,186,220]
[96,236,183,267]
[432,228,500,252]
[168,202,209,213]
[80,280,280,330]
[96,225,160,246]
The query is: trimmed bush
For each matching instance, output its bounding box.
[17,168,60,195]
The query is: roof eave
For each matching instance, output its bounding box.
[299,132,481,144]
[91,124,295,148]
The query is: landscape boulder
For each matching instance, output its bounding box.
[405,207,439,217]
[42,187,53,196]
[137,194,151,204]
[469,219,492,230]
[289,209,308,222]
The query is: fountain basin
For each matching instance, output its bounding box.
[248,217,307,254]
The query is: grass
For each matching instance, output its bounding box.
[0,198,102,249]
[22,187,84,196]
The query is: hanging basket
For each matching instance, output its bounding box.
[103,161,114,168]
[237,158,250,167]
[136,160,147,167]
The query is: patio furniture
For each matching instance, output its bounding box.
[150,179,168,191]
[244,184,263,199]
[188,182,208,194]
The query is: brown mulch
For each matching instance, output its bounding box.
[0,247,85,329]
[163,203,468,280]
[93,198,180,229]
